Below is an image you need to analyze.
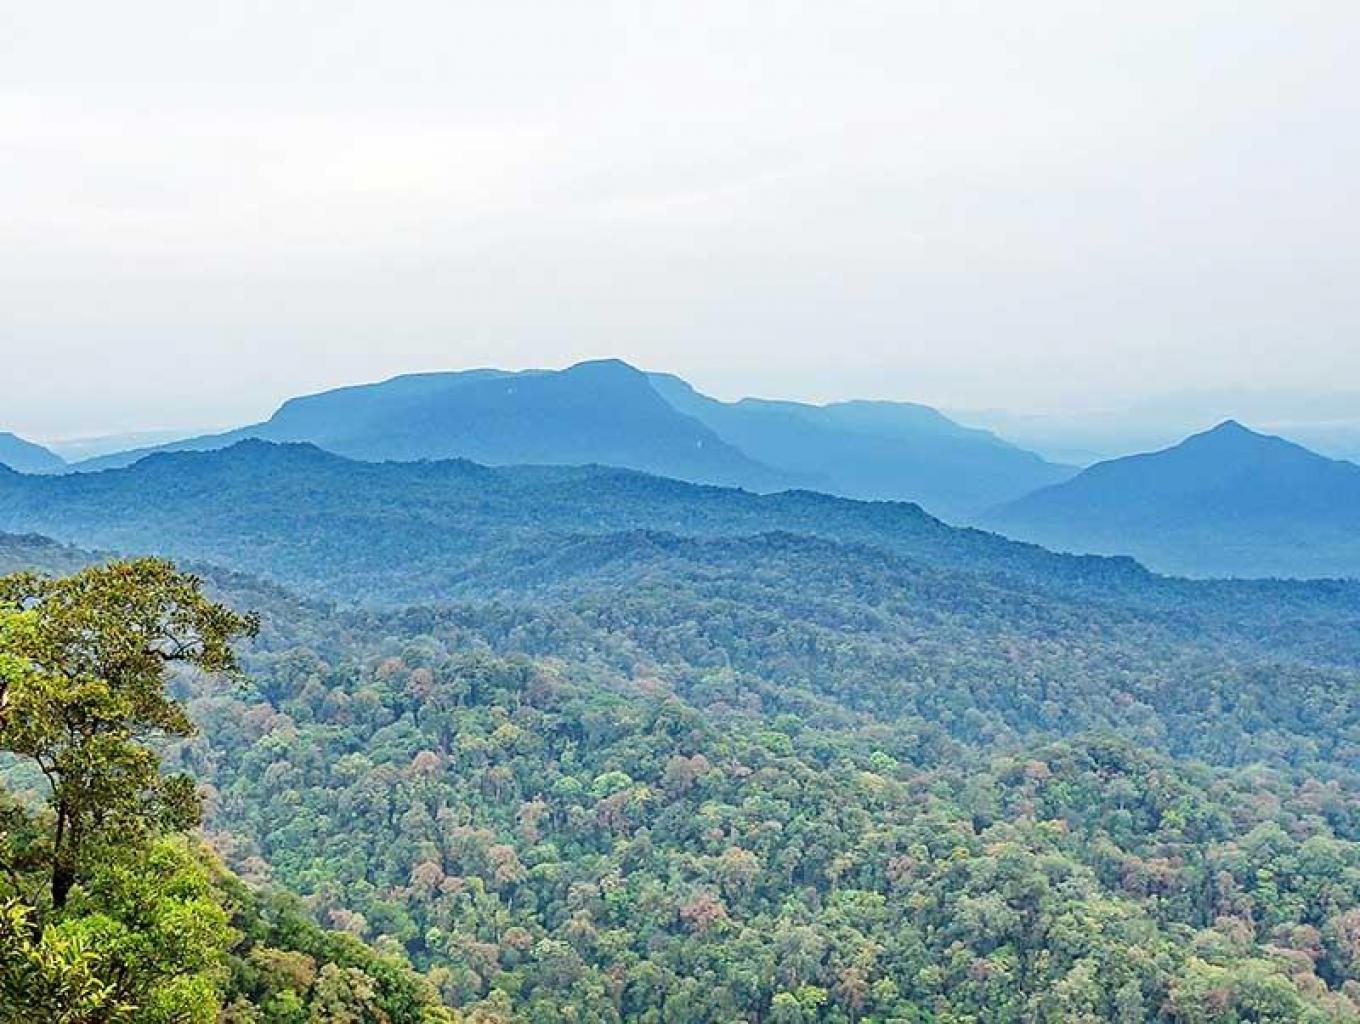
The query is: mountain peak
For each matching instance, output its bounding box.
[1178,419,1263,448]
[1197,418,1268,442]
[988,419,1360,578]
[1176,419,1310,461]
[560,358,647,382]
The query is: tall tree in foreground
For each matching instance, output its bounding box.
[0,558,258,911]
[0,559,256,1021]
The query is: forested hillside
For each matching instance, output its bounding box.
[0,438,1348,604]
[13,0,1359,1019]
[5,469,1360,1021]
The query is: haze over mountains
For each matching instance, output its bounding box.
[987,420,1360,579]
[69,360,795,490]
[0,438,1110,604]
[963,391,1360,465]
[66,359,1071,519]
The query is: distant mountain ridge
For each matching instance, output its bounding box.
[986,420,1360,578]
[0,431,65,473]
[650,372,1073,516]
[73,360,800,491]
[70,359,1070,517]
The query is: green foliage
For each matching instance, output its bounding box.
[157,585,1360,1022]
[0,560,446,1023]
[0,826,236,1022]
[0,898,123,1023]
[0,559,258,910]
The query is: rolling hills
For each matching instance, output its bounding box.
[2,439,1359,700]
[0,438,1169,604]
[6,430,1360,1018]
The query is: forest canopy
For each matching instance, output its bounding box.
[5,539,1360,1021]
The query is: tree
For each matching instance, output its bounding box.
[0,558,257,912]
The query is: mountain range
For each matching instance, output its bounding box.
[66,359,1072,519]
[0,438,1116,604]
[9,364,1360,579]
[985,419,1360,578]
[6,437,1360,629]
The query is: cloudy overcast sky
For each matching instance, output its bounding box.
[3,1,1358,439]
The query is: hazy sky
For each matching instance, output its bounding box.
[4,1,1359,439]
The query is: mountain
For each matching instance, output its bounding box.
[651,373,1074,518]
[72,360,804,491]
[957,390,1360,466]
[0,430,65,473]
[71,359,1068,516]
[986,420,1360,578]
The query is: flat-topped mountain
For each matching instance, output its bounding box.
[986,420,1360,578]
[69,359,1068,517]
[73,360,800,491]
[0,431,65,473]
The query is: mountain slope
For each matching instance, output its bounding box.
[73,360,804,491]
[0,431,65,473]
[986,420,1360,578]
[650,373,1074,518]
[9,447,1360,1020]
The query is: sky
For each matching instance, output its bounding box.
[3,1,1359,441]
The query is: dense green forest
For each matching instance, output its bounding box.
[5,502,1360,1020]
[0,557,452,1022]
[4,444,1360,1020]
